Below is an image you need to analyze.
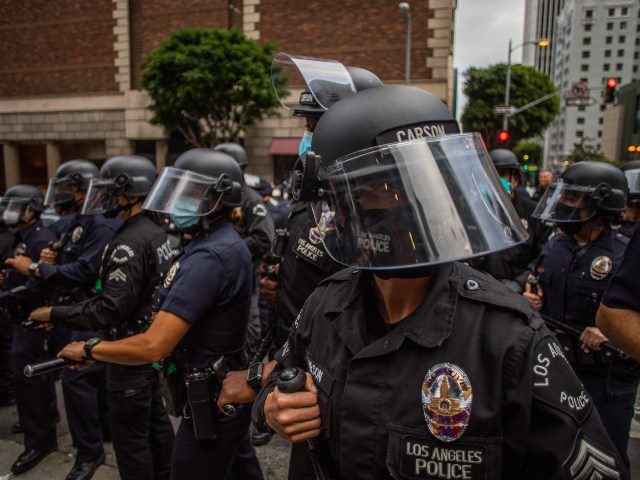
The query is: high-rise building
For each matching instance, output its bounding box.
[548,0,639,163]
[0,0,457,189]
[523,0,565,77]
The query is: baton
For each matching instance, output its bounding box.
[277,367,330,480]
[24,358,72,377]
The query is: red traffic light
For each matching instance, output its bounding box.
[604,78,618,103]
[498,130,510,143]
[607,78,618,89]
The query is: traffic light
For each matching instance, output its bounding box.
[498,130,510,144]
[604,78,617,103]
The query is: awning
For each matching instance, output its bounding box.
[269,138,300,156]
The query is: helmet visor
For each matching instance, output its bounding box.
[625,169,640,196]
[44,178,75,207]
[309,133,528,269]
[532,181,600,224]
[142,167,221,216]
[272,53,356,111]
[82,178,123,215]
[0,197,30,226]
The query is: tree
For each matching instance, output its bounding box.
[564,137,610,164]
[513,140,543,165]
[461,64,560,149]
[141,28,282,147]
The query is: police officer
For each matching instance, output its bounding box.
[30,155,175,480]
[524,160,634,467]
[252,85,628,479]
[7,160,115,480]
[469,149,548,292]
[256,177,291,230]
[0,205,17,407]
[54,149,263,480]
[214,142,275,353]
[0,185,57,474]
[619,160,640,237]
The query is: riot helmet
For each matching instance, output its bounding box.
[0,184,44,226]
[214,143,247,169]
[292,85,528,273]
[533,161,628,228]
[488,149,523,195]
[621,160,640,202]
[82,155,157,216]
[143,148,243,231]
[44,159,99,211]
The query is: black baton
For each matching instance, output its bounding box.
[24,358,72,377]
[277,367,330,480]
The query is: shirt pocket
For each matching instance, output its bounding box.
[62,242,81,260]
[570,280,604,324]
[385,424,502,480]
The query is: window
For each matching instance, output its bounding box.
[609,8,615,16]
[634,65,639,73]
[585,9,593,18]
[599,117,603,124]
[635,51,639,59]
[604,63,611,71]
[618,49,625,56]
[582,50,590,58]
[577,130,584,138]
[637,37,640,45]
[621,21,627,29]
[577,117,585,124]
[605,49,612,57]
[597,130,602,138]
[583,37,591,45]
[607,22,614,30]
[606,36,613,44]
[619,35,626,43]
[597,144,601,150]
[616,63,623,71]
[580,77,588,83]
[585,23,592,31]
[578,106,586,112]
[622,7,628,15]
[581,64,589,72]
[600,104,606,111]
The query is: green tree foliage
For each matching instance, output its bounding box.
[461,64,560,149]
[565,137,610,164]
[513,140,543,165]
[141,28,281,147]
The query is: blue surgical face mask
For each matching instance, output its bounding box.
[298,130,313,156]
[499,177,512,195]
[170,198,201,230]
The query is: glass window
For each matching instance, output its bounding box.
[618,49,625,56]
[580,77,588,83]
[604,63,611,71]
[607,22,614,30]
[585,23,593,31]
[597,131,602,138]
[621,21,627,29]
[634,65,639,73]
[622,7,628,15]
[581,64,589,71]
[578,106,586,112]
[597,144,601,150]
[586,9,593,18]
[609,8,615,16]
[583,37,591,45]
[635,51,639,59]
[616,63,623,71]
[582,50,590,58]
[605,49,612,57]
[577,130,584,138]
[606,36,613,44]
[619,35,626,43]
[577,117,585,124]
[599,117,603,125]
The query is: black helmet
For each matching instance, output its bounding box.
[533,161,628,226]
[1,184,43,226]
[292,85,527,272]
[621,160,640,171]
[174,148,243,208]
[82,155,157,216]
[489,149,520,170]
[99,155,157,196]
[255,177,273,197]
[346,66,383,92]
[213,143,247,169]
[44,159,99,208]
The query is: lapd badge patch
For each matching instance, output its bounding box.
[14,243,26,256]
[520,218,529,230]
[164,262,179,288]
[252,203,267,218]
[590,256,612,280]
[422,363,473,443]
[71,226,83,243]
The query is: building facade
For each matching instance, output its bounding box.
[602,79,640,162]
[0,0,457,189]
[523,0,566,76]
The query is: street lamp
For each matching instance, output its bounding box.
[503,38,550,130]
[399,2,411,85]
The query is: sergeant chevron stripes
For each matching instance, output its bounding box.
[568,438,620,480]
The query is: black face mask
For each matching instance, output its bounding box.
[374,265,438,279]
[104,199,136,219]
[558,222,586,235]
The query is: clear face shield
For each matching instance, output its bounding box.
[625,169,640,201]
[0,198,31,226]
[306,133,528,270]
[271,53,356,112]
[82,178,125,215]
[43,177,76,207]
[532,180,602,225]
[142,167,226,228]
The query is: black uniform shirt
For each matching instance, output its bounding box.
[156,218,253,371]
[536,227,628,329]
[254,263,627,479]
[237,184,275,261]
[602,226,640,312]
[51,212,173,389]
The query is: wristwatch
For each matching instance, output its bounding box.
[84,337,103,361]
[246,362,264,393]
[28,262,40,277]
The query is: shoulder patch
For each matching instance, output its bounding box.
[251,203,268,218]
[564,431,621,480]
[108,268,127,283]
[110,244,135,265]
[71,226,83,243]
[164,261,180,288]
[532,335,592,423]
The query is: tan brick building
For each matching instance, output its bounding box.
[0,0,457,189]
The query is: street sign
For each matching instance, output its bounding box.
[565,97,596,107]
[493,105,516,115]
[571,81,589,98]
